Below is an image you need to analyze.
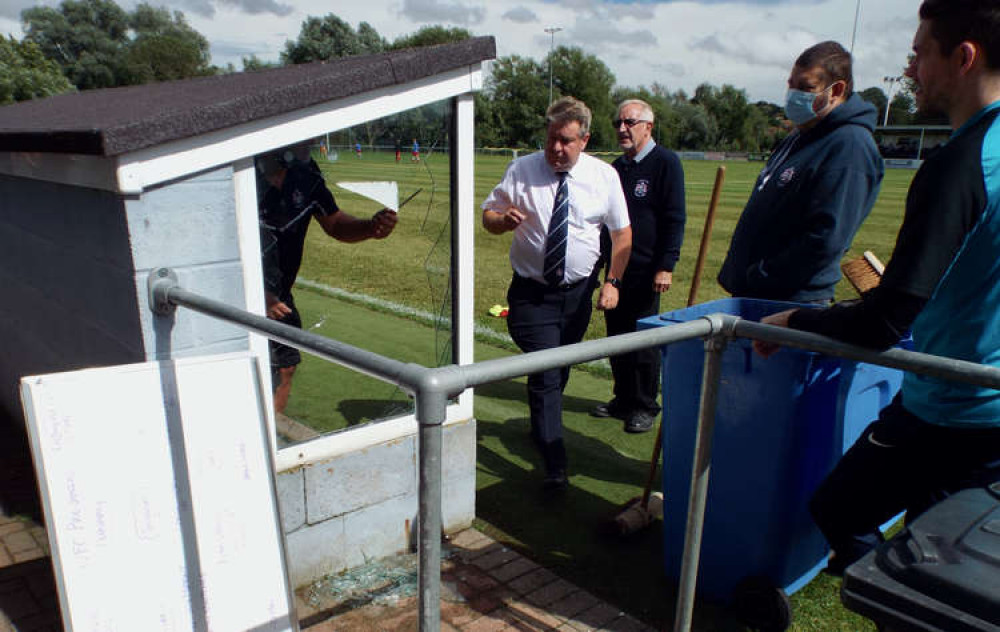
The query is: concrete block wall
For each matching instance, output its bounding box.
[126,167,250,360]
[1,165,477,592]
[0,167,249,422]
[0,175,145,422]
[279,418,476,588]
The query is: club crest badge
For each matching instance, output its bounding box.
[292,188,305,207]
[634,179,650,198]
[778,167,796,187]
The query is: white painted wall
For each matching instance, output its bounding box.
[279,419,475,587]
[4,67,484,593]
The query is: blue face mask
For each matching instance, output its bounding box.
[784,88,821,126]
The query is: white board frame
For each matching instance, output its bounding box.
[20,352,297,632]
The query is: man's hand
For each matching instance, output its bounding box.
[265,294,292,320]
[370,209,398,239]
[597,283,620,311]
[653,270,673,293]
[753,308,797,358]
[483,207,526,234]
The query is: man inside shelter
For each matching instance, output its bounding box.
[257,145,398,414]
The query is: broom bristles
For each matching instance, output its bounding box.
[842,250,884,295]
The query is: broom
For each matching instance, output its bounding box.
[608,165,726,536]
[841,250,884,295]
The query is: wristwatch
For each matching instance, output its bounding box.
[605,277,622,289]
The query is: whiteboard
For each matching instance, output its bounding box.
[20,352,297,632]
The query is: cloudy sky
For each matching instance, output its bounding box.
[0,0,919,104]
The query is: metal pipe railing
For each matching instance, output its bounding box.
[148,268,414,387]
[672,322,728,632]
[147,269,1000,632]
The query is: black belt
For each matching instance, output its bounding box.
[513,273,588,290]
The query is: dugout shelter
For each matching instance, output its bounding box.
[0,37,494,590]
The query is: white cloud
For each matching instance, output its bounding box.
[0,0,921,105]
[502,6,537,23]
[398,0,486,26]
[219,0,295,17]
[568,18,657,51]
[0,0,37,21]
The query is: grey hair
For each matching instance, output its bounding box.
[617,98,655,123]
[546,96,592,137]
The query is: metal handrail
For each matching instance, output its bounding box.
[147,269,1000,631]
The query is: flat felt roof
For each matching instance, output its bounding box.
[0,36,495,157]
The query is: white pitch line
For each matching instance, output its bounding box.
[295,277,611,372]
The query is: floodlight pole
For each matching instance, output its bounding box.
[850,0,862,54]
[883,75,903,126]
[544,26,562,105]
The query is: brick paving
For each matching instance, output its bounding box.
[0,511,653,632]
[0,421,61,632]
[0,426,654,632]
[298,529,656,632]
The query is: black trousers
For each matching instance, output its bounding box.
[269,293,302,386]
[603,277,661,414]
[506,273,595,476]
[809,394,1000,568]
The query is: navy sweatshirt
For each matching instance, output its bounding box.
[611,143,686,282]
[718,93,884,302]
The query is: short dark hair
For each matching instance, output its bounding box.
[919,0,1000,69]
[546,96,592,137]
[256,153,285,178]
[795,41,854,96]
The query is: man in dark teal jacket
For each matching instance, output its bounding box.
[757,0,1000,575]
[718,41,884,303]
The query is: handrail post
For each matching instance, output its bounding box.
[414,372,450,632]
[148,267,179,315]
[671,320,729,632]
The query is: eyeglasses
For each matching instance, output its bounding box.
[613,118,651,128]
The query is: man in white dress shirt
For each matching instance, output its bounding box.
[483,96,632,494]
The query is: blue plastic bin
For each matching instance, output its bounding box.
[636,298,904,604]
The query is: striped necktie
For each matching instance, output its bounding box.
[543,172,569,286]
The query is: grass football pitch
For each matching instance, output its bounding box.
[286,149,915,630]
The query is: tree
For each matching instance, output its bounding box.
[474,92,502,147]
[22,0,130,90]
[750,100,790,152]
[357,22,387,53]
[124,4,212,83]
[22,0,216,89]
[483,55,548,148]
[859,86,888,124]
[0,35,75,104]
[740,105,770,153]
[282,14,384,64]
[887,92,915,126]
[692,83,756,150]
[674,102,718,150]
[241,54,279,72]
[391,25,470,49]
[547,46,616,149]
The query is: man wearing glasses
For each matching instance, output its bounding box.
[594,99,686,433]
[718,41,883,303]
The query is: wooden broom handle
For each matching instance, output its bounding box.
[642,165,727,509]
[686,165,726,308]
